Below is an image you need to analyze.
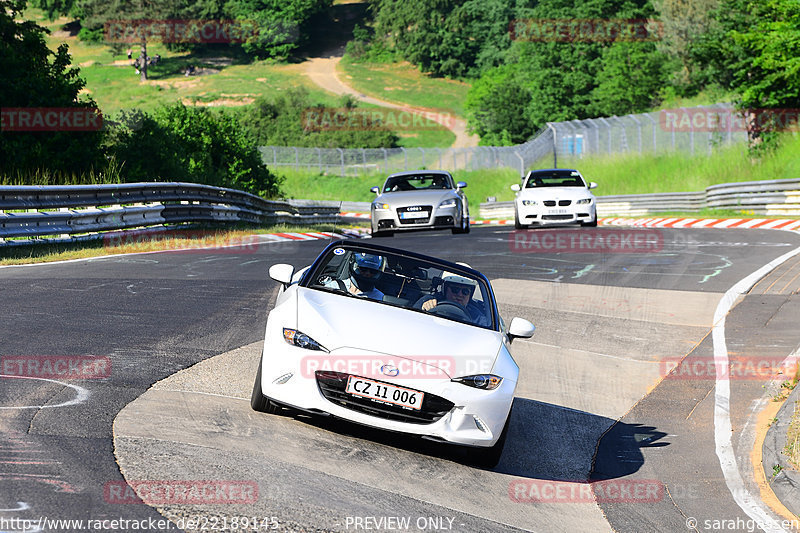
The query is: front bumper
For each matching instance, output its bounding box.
[257,342,516,447]
[516,202,596,225]
[371,205,460,232]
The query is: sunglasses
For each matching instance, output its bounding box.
[446,286,472,296]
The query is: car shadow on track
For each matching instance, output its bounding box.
[277,396,669,481]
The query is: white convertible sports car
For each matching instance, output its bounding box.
[251,240,535,466]
[512,168,598,228]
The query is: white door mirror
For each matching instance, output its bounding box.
[370,186,380,194]
[508,317,535,341]
[511,184,521,192]
[589,182,598,189]
[269,264,295,286]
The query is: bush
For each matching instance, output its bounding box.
[105,103,281,197]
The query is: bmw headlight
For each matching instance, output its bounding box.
[283,328,328,352]
[521,200,538,206]
[452,374,503,390]
[438,198,457,209]
[372,201,389,210]
[576,198,592,205]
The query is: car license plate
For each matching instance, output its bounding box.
[548,209,568,215]
[345,376,424,410]
[400,211,427,219]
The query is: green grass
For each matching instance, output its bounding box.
[339,56,471,117]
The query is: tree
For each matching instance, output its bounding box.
[591,41,670,116]
[652,0,719,88]
[1,0,104,176]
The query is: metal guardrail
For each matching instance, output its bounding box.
[479,178,800,218]
[0,183,342,241]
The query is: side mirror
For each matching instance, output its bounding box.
[510,184,521,192]
[269,263,295,286]
[456,181,467,189]
[370,186,380,194]
[507,317,535,343]
[589,182,598,189]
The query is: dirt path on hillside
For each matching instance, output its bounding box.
[302,49,479,148]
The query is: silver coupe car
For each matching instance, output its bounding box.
[370,170,470,237]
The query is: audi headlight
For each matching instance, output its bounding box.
[521,200,538,206]
[438,198,457,209]
[452,374,503,390]
[283,328,328,352]
[372,201,389,210]
[576,198,592,205]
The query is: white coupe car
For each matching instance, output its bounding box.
[251,240,535,466]
[512,168,598,228]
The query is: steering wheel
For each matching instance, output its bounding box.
[430,301,470,321]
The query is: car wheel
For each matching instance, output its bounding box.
[462,408,512,469]
[452,213,469,234]
[514,209,525,230]
[581,218,598,227]
[251,358,281,415]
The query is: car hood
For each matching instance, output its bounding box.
[294,287,501,378]
[377,190,457,207]
[517,187,592,200]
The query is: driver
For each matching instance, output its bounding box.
[416,272,489,326]
[325,252,385,300]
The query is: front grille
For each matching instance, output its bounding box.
[315,371,454,424]
[558,200,571,206]
[542,214,574,220]
[543,200,556,207]
[397,205,432,225]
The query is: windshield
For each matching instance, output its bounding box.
[302,245,496,330]
[383,174,452,192]
[524,171,586,188]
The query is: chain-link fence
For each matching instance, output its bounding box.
[259,104,747,177]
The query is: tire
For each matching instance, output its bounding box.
[451,213,469,234]
[514,209,525,230]
[251,358,281,415]
[462,408,512,469]
[581,218,598,227]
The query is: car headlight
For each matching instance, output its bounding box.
[452,374,503,390]
[282,328,328,352]
[576,198,592,205]
[521,200,538,206]
[438,198,457,209]
[372,201,389,210]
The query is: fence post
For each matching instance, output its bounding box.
[272,147,277,167]
[546,122,557,168]
[337,148,344,176]
[644,113,657,152]
[400,147,407,171]
[382,148,388,173]
[420,147,426,168]
[294,147,299,168]
[515,151,524,178]
[317,148,322,172]
[629,114,642,153]
[598,117,612,153]
[437,148,442,169]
